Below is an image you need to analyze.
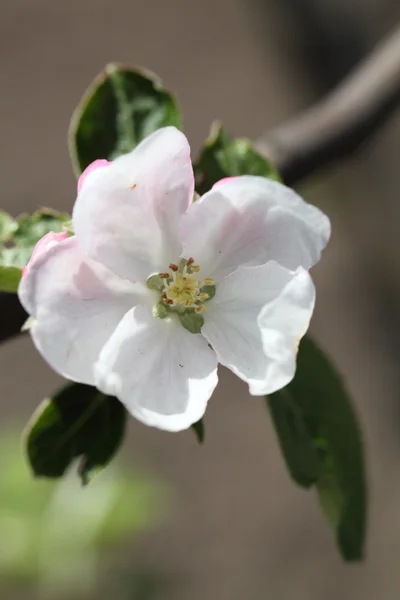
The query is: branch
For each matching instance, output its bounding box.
[256,26,400,185]
[2,26,400,345]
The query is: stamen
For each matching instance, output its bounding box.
[203,277,215,285]
[169,263,179,272]
[198,293,209,301]
[195,305,205,313]
[159,273,170,279]
[130,183,137,190]
[186,257,194,267]
[191,265,200,272]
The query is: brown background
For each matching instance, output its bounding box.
[1,1,400,598]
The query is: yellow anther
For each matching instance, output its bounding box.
[203,277,215,285]
[195,305,205,313]
[191,264,200,272]
[130,183,137,189]
[198,293,209,302]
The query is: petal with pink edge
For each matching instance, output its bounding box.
[18,236,145,385]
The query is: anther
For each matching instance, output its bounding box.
[195,305,205,313]
[186,257,194,267]
[191,265,200,272]
[159,273,170,279]
[130,183,137,189]
[198,293,209,301]
[203,277,215,285]
[169,263,179,272]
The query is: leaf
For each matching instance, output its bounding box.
[191,419,205,444]
[267,336,366,561]
[267,389,319,487]
[69,63,181,175]
[194,122,281,195]
[25,382,127,484]
[0,208,70,292]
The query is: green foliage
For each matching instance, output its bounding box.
[0,431,164,596]
[25,382,127,484]
[267,336,366,561]
[69,63,181,174]
[0,208,70,293]
[194,122,280,195]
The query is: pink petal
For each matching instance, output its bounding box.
[22,231,68,277]
[212,177,237,189]
[77,159,111,194]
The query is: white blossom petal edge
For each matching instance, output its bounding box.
[18,126,331,432]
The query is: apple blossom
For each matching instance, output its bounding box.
[18,126,330,431]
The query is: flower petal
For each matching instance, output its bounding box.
[73,127,194,282]
[18,236,144,384]
[77,159,111,194]
[95,305,218,431]
[201,262,315,395]
[22,231,68,279]
[181,176,330,279]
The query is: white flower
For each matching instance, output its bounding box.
[18,127,330,431]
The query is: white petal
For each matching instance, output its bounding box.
[73,127,194,282]
[201,262,315,395]
[95,305,218,431]
[18,236,144,384]
[181,176,330,279]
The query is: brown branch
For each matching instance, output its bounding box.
[2,26,400,345]
[256,26,400,185]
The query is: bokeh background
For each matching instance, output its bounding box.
[1,0,400,598]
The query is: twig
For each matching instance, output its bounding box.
[256,26,400,185]
[2,26,400,345]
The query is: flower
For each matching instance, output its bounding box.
[18,127,330,431]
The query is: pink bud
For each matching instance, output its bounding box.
[22,231,68,278]
[77,159,111,194]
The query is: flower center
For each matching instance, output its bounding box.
[146,258,216,333]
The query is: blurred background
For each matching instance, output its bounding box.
[1,0,400,598]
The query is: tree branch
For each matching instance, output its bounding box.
[2,26,400,345]
[256,26,400,185]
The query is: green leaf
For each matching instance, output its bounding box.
[69,63,181,174]
[194,122,281,195]
[0,266,22,293]
[191,419,205,444]
[267,388,319,487]
[267,336,366,561]
[25,383,127,484]
[0,208,70,291]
